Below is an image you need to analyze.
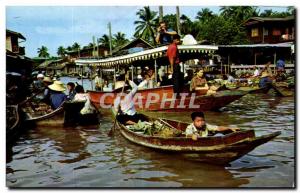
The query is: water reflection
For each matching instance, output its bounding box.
[6,93,294,187]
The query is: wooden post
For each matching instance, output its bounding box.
[176,6,181,36]
[221,61,223,74]
[131,65,134,81]
[108,22,112,56]
[159,6,163,22]
[81,66,84,86]
[154,59,158,86]
[114,67,116,84]
[274,52,277,75]
[254,53,257,66]
[90,67,93,90]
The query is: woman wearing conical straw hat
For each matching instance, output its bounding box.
[48,81,67,109]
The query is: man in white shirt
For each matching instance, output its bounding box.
[252,66,260,77]
[185,112,240,140]
[114,74,147,125]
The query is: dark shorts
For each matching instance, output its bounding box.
[116,113,148,125]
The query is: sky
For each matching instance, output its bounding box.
[6,6,290,58]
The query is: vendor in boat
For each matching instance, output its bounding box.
[48,81,67,109]
[66,82,76,101]
[33,73,45,91]
[259,72,273,88]
[262,58,273,78]
[73,84,89,101]
[114,74,147,125]
[185,112,240,140]
[94,70,103,91]
[156,66,168,87]
[41,76,53,104]
[252,66,260,77]
[190,69,209,92]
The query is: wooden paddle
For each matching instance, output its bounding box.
[108,74,128,136]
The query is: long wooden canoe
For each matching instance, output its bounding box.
[21,101,64,122]
[89,85,248,112]
[112,109,281,165]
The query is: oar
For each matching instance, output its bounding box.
[108,76,127,136]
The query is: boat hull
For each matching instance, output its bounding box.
[89,86,247,112]
[112,110,281,164]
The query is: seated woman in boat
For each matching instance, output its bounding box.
[73,84,96,114]
[114,74,147,125]
[48,81,67,110]
[41,76,53,104]
[259,72,273,88]
[190,69,209,95]
[66,82,76,101]
[185,112,240,140]
[73,84,88,101]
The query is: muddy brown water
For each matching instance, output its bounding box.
[6,92,294,188]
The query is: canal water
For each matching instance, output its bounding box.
[6,82,294,187]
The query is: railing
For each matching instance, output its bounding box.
[227,64,294,73]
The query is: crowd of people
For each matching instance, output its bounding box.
[30,73,95,114]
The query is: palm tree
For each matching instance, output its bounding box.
[134,6,157,45]
[99,34,110,48]
[66,46,72,51]
[260,9,273,17]
[196,8,215,23]
[220,6,258,23]
[37,46,50,58]
[57,46,65,57]
[72,42,80,57]
[113,32,129,48]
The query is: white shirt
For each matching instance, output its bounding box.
[73,93,89,102]
[253,69,260,77]
[185,123,218,137]
[114,80,139,116]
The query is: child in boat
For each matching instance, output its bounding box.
[185,112,240,140]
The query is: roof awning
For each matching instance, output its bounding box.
[75,45,218,68]
[219,43,292,48]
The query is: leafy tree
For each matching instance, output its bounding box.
[99,34,111,48]
[196,8,216,23]
[37,46,50,58]
[220,6,259,23]
[57,46,65,57]
[113,32,129,48]
[134,6,157,45]
[71,42,80,57]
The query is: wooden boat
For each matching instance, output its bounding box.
[64,101,100,126]
[21,101,64,122]
[112,110,281,165]
[89,85,248,112]
[6,105,21,142]
[271,83,294,97]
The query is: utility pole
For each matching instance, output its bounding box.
[176,6,181,36]
[159,6,163,22]
[108,22,113,55]
[92,36,96,57]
